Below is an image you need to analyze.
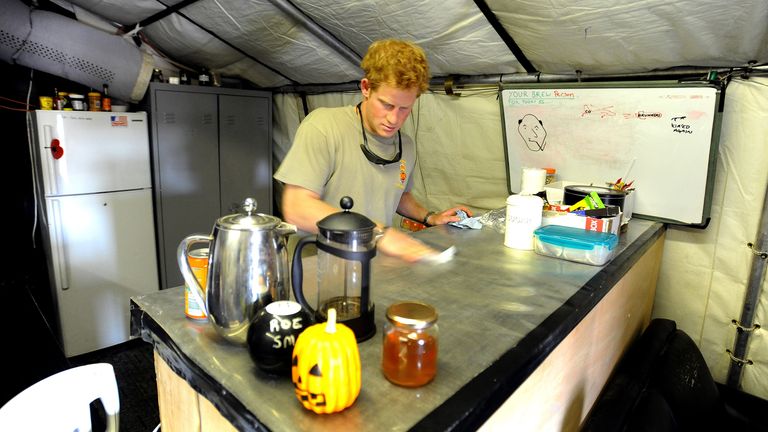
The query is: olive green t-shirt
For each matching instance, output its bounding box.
[274,105,416,226]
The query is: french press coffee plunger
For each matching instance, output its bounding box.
[291,196,380,342]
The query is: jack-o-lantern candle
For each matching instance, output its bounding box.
[291,308,361,414]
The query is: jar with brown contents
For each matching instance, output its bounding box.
[381,301,438,387]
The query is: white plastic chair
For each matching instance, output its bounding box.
[0,363,120,432]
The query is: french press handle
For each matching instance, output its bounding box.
[291,235,317,314]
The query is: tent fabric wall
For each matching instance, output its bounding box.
[271,78,768,399]
[653,77,768,399]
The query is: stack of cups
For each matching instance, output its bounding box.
[520,167,547,195]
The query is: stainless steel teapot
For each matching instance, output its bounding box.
[178,198,296,344]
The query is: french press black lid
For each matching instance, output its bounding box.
[316,196,377,244]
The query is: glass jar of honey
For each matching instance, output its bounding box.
[382,301,438,387]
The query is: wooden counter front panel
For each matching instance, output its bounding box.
[479,233,665,432]
[155,351,238,432]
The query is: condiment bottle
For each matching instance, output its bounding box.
[53,88,63,110]
[544,167,557,184]
[151,68,165,83]
[382,301,438,387]
[58,92,71,110]
[101,84,111,112]
[198,67,211,86]
[68,93,85,111]
[88,90,101,111]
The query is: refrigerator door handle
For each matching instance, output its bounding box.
[42,125,58,196]
[49,200,70,290]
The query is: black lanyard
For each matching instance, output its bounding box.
[357,102,402,165]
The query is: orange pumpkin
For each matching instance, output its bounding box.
[291,308,361,414]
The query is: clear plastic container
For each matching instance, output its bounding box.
[533,225,619,266]
[382,302,438,387]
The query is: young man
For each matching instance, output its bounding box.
[274,39,471,262]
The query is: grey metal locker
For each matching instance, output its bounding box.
[148,83,273,289]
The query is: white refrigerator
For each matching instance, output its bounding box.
[31,110,159,357]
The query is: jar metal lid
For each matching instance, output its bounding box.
[386,302,437,329]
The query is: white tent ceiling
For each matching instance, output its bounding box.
[55,0,767,88]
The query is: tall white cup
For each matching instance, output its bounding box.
[520,167,547,195]
[504,194,544,250]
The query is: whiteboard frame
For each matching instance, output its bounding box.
[499,81,723,227]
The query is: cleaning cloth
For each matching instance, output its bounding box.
[449,210,483,230]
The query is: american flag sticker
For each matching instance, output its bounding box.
[110,115,128,127]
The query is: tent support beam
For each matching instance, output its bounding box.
[266,0,361,68]
[272,67,740,94]
[726,174,768,387]
[473,0,536,73]
[120,0,297,84]
[118,0,202,32]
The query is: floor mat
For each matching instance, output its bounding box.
[71,338,160,432]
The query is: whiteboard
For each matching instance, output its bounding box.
[500,82,722,226]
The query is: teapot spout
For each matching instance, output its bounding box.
[276,222,298,236]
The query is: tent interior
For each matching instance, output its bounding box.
[2,0,768,423]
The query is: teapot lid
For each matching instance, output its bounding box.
[317,196,376,242]
[217,198,281,231]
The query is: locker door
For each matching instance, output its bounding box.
[219,94,272,215]
[154,90,219,288]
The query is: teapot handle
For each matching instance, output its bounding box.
[291,235,317,315]
[177,234,212,315]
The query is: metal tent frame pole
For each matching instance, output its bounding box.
[726,174,768,387]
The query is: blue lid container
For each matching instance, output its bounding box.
[533,225,619,265]
[533,225,618,250]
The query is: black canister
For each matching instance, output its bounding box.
[247,300,312,375]
[563,185,626,210]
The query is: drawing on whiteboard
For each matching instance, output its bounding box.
[623,111,663,120]
[671,119,693,134]
[581,104,615,118]
[518,113,547,151]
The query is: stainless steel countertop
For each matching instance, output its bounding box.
[131,219,664,432]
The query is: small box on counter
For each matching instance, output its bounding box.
[533,225,619,266]
[541,206,622,235]
[544,180,581,204]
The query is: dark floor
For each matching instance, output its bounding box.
[71,339,161,432]
[2,277,160,432]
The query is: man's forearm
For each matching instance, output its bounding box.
[281,184,337,233]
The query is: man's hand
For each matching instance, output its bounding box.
[377,228,441,263]
[428,206,474,226]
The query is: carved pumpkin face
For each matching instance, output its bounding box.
[292,357,327,410]
[291,309,361,414]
